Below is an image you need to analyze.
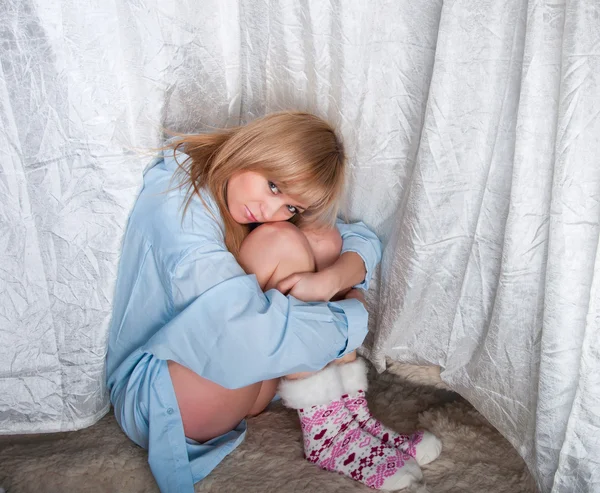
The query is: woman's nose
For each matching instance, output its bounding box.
[261,197,284,221]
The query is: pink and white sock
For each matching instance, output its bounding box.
[278,365,422,491]
[337,358,442,466]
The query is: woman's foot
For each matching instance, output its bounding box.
[337,358,443,466]
[279,366,423,491]
[343,390,442,465]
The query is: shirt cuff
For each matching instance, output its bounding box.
[333,298,369,357]
[339,246,375,290]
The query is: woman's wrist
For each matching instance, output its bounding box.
[320,267,344,300]
[323,251,367,295]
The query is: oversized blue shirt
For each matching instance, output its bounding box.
[106,148,382,492]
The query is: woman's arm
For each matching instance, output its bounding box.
[275,220,383,301]
[141,244,368,390]
[322,251,368,296]
[335,219,382,291]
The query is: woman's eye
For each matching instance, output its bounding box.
[268,181,279,194]
[287,205,298,215]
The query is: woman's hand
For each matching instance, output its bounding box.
[275,270,341,302]
[344,288,367,308]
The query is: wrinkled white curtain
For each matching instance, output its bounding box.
[1,1,598,491]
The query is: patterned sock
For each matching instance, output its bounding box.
[337,358,443,466]
[279,365,422,491]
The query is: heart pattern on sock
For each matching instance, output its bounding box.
[343,453,356,466]
[314,429,326,440]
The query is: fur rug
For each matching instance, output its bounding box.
[0,362,537,493]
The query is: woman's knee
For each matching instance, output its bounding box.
[301,226,342,271]
[245,222,313,254]
[239,222,316,288]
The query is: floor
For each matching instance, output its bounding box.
[0,362,537,493]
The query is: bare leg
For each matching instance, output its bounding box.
[301,226,342,273]
[246,378,280,417]
[238,221,316,292]
[168,362,262,442]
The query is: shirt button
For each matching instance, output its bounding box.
[167,408,174,415]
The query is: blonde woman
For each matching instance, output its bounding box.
[106,113,441,493]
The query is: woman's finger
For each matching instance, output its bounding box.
[276,274,300,294]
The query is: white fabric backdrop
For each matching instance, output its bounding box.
[1,1,598,492]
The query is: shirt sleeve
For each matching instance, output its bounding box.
[336,219,383,290]
[141,243,368,389]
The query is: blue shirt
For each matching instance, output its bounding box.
[106,148,382,492]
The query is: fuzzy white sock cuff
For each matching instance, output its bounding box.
[278,365,343,409]
[278,358,370,410]
[337,357,369,394]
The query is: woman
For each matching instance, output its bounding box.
[106,112,440,492]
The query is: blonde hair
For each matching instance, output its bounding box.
[167,112,346,258]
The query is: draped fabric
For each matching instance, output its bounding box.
[1,1,598,491]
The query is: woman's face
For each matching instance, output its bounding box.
[226,171,308,224]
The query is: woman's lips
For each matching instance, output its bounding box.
[245,206,258,222]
